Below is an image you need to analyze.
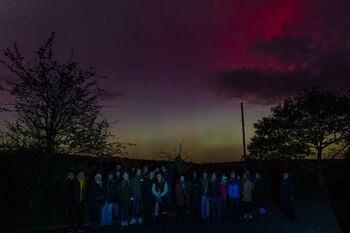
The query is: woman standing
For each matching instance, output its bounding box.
[152,173,169,226]
[174,174,190,222]
[254,172,266,215]
[227,170,241,220]
[219,175,228,221]
[101,171,117,226]
[141,171,155,224]
[118,172,133,226]
[280,172,296,221]
[208,172,221,222]
[241,173,254,219]
[89,173,105,229]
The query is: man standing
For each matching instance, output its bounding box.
[201,171,210,221]
[70,170,86,233]
[189,171,202,223]
[280,172,296,221]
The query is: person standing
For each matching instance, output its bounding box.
[101,171,118,226]
[241,173,254,219]
[201,171,210,221]
[161,165,173,204]
[219,175,228,221]
[62,170,75,233]
[254,172,266,215]
[227,170,241,220]
[130,168,144,224]
[174,174,190,222]
[189,171,202,223]
[118,172,133,226]
[113,169,122,218]
[280,172,296,221]
[89,173,105,230]
[141,171,155,224]
[70,170,86,233]
[152,172,169,226]
[208,172,221,222]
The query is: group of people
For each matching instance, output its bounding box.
[61,164,296,233]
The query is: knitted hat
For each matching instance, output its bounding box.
[222,175,227,182]
[123,172,129,178]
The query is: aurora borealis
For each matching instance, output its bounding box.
[1,0,350,162]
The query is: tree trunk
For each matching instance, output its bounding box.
[316,149,326,189]
[27,155,50,210]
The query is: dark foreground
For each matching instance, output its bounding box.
[16,196,341,233]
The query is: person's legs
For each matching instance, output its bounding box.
[101,203,107,226]
[215,198,221,221]
[204,196,210,219]
[77,202,84,230]
[234,198,240,218]
[113,202,118,217]
[287,200,296,220]
[107,203,114,225]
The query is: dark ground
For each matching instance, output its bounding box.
[12,194,342,233]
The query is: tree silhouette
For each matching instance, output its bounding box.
[160,140,192,175]
[0,33,122,208]
[0,32,113,156]
[248,88,350,188]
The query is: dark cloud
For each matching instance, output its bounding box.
[97,88,124,101]
[212,0,350,105]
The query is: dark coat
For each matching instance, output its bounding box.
[104,178,118,204]
[141,178,155,203]
[118,181,133,211]
[72,178,87,203]
[189,178,202,201]
[208,180,220,198]
[280,178,294,201]
[174,181,190,207]
[89,182,105,205]
[254,179,265,206]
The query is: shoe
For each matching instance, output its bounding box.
[121,220,128,226]
[129,218,137,225]
[248,214,253,219]
[243,214,248,219]
[77,229,84,233]
[138,218,143,224]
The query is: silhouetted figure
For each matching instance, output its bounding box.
[280,172,296,221]
[189,171,202,223]
[70,170,86,233]
[130,168,144,224]
[201,172,210,221]
[141,171,155,224]
[254,172,266,215]
[89,173,105,229]
[113,169,122,218]
[242,173,254,219]
[175,175,190,222]
[118,172,133,226]
[62,170,75,233]
[219,175,228,221]
[228,170,241,220]
[101,171,117,226]
[208,173,221,222]
[152,172,169,226]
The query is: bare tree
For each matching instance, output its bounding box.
[160,140,192,175]
[0,32,122,208]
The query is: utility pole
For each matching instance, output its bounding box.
[241,102,247,169]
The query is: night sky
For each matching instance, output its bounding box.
[1,0,349,162]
